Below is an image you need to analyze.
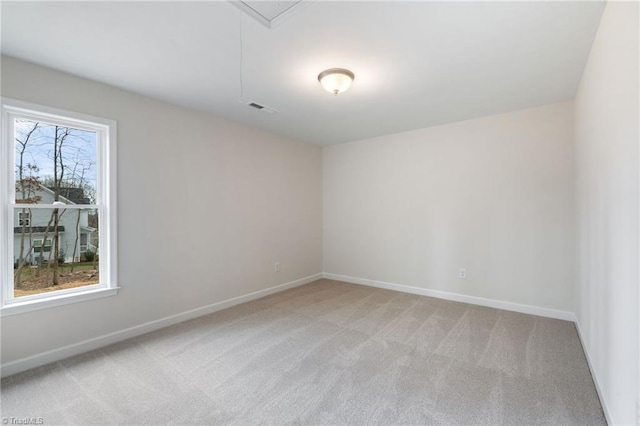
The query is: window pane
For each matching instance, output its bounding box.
[13,207,100,298]
[15,119,97,205]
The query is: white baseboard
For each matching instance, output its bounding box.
[574,319,614,426]
[1,273,323,378]
[323,272,576,322]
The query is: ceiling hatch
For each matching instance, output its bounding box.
[231,1,314,29]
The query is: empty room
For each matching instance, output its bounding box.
[0,1,638,425]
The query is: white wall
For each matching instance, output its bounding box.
[574,1,639,424]
[1,56,323,366]
[323,102,575,313]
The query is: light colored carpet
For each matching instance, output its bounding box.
[1,279,605,425]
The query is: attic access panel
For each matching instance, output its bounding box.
[231,1,314,29]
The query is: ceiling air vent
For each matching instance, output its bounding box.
[230,1,315,29]
[248,102,278,114]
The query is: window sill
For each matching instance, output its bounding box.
[1,286,119,317]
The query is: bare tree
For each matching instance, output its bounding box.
[50,125,73,285]
[69,162,93,271]
[40,135,95,274]
[14,122,41,288]
[31,125,72,285]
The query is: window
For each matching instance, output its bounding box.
[18,211,30,226]
[32,238,52,254]
[1,98,117,315]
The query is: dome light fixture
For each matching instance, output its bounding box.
[318,68,355,95]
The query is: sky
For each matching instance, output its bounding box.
[14,119,97,201]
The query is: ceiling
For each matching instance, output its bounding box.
[1,1,605,146]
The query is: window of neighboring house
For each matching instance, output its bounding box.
[32,238,52,253]
[1,98,117,316]
[18,211,30,226]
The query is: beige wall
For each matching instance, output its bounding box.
[1,56,323,364]
[323,102,575,312]
[574,2,639,424]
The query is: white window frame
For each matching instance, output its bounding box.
[1,98,118,316]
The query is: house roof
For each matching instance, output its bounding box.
[48,187,90,205]
[16,182,83,206]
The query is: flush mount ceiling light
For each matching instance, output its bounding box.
[318,68,355,95]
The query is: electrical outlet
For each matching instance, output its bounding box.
[274,262,280,272]
[459,268,467,279]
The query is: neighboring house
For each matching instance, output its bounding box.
[13,184,97,265]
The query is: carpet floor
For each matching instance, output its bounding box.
[1,279,605,425]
